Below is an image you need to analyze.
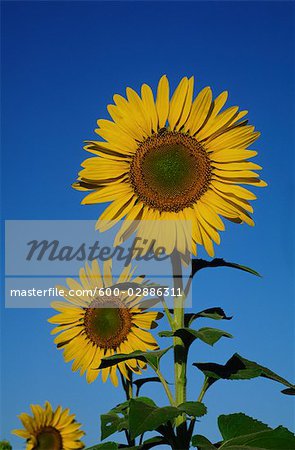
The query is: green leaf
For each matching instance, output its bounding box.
[128,398,206,439]
[178,401,207,417]
[130,396,157,407]
[110,401,129,415]
[133,377,164,396]
[219,426,295,449]
[128,398,177,439]
[218,413,270,441]
[193,353,295,394]
[114,436,168,449]
[159,327,233,347]
[281,387,295,395]
[191,258,261,278]
[99,347,172,372]
[100,413,127,441]
[141,436,169,449]
[185,307,232,327]
[192,414,295,449]
[191,434,217,449]
[85,443,119,450]
[194,328,233,346]
[0,442,12,450]
[158,330,174,338]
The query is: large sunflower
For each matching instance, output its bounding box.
[73,75,266,257]
[12,401,84,450]
[48,259,162,386]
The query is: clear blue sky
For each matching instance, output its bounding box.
[1,1,294,448]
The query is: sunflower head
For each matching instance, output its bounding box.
[48,259,163,386]
[12,402,84,450]
[73,75,266,258]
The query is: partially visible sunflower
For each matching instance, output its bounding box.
[12,401,84,450]
[48,259,162,386]
[73,75,266,257]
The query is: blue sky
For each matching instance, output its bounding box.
[1,1,294,448]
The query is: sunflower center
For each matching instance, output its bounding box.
[36,427,62,450]
[84,296,132,349]
[130,131,211,212]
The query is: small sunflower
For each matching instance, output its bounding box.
[73,75,266,257]
[48,259,162,386]
[12,401,84,450]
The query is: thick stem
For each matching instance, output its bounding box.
[171,252,187,439]
[120,371,136,447]
[155,368,175,406]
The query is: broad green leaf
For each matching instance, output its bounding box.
[110,401,129,415]
[159,327,233,347]
[220,426,295,449]
[99,347,172,372]
[128,398,177,439]
[185,307,232,327]
[194,353,295,394]
[192,414,295,449]
[130,396,157,407]
[100,413,127,441]
[195,328,233,346]
[218,413,270,441]
[128,398,206,439]
[85,443,119,450]
[192,258,261,278]
[178,401,207,417]
[191,434,217,449]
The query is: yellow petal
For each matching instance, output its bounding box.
[197,106,239,141]
[184,86,212,135]
[210,149,258,163]
[168,77,189,130]
[156,75,170,128]
[103,258,112,287]
[96,193,136,232]
[197,200,225,230]
[211,161,262,171]
[207,126,260,152]
[211,179,257,200]
[141,84,158,132]
[81,183,133,205]
[176,76,194,131]
[126,87,152,135]
[212,169,260,179]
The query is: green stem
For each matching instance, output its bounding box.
[120,371,136,447]
[197,376,209,403]
[127,372,133,399]
[171,252,187,433]
[155,368,175,406]
[161,296,174,330]
[188,377,210,440]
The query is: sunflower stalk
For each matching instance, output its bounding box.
[120,371,136,447]
[171,251,188,445]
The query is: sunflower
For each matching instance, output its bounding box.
[48,259,162,386]
[73,75,266,257]
[12,401,84,450]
